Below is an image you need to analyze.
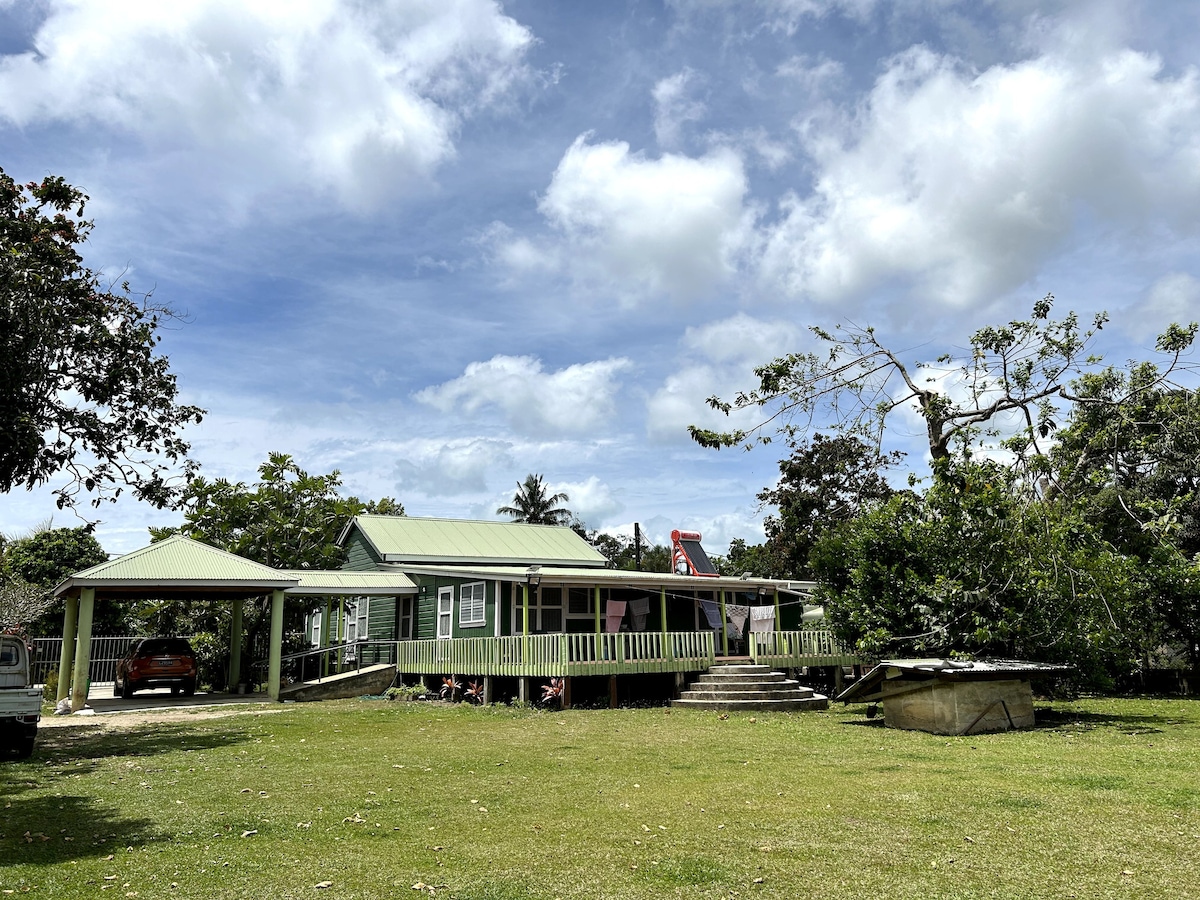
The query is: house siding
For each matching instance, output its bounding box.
[342,529,383,572]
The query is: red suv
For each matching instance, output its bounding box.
[114,638,198,698]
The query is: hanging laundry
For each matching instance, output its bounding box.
[699,599,722,630]
[605,599,627,633]
[727,604,750,635]
[629,596,651,632]
[749,605,776,632]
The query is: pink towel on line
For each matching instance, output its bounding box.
[606,599,627,633]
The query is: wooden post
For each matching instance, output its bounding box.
[69,588,95,712]
[522,584,530,636]
[660,586,668,648]
[562,676,572,709]
[483,676,495,705]
[718,590,729,657]
[608,674,618,709]
[321,598,331,677]
[268,589,285,701]
[229,596,243,690]
[57,596,79,703]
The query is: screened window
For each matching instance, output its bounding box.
[459,582,486,627]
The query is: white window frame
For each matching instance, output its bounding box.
[459,581,486,628]
[400,596,414,641]
[437,587,453,640]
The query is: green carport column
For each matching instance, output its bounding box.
[229,596,243,691]
[70,587,96,712]
[57,596,79,703]
[267,589,285,701]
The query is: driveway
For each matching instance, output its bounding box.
[48,683,274,718]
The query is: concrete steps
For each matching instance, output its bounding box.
[672,663,829,712]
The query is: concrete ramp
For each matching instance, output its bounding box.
[279,664,396,702]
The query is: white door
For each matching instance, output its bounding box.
[437,588,453,639]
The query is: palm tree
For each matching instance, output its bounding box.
[497,474,572,525]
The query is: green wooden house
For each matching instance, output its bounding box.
[312,516,852,699]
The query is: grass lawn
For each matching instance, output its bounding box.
[2,696,1199,899]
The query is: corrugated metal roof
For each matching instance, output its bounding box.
[837,658,1074,703]
[345,515,609,566]
[283,570,416,595]
[56,534,299,595]
[386,562,795,593]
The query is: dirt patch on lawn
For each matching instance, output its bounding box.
[40,703,284,731]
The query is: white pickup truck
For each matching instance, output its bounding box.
[1,634,42,759]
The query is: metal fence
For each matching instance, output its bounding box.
[31,635,145,686]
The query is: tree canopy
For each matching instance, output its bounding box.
[145,452,405,688]
[706,300,1200,685]
[1,525,112,635]
[0,169,205,514]
[496,474,572,526]
[691,295,1197,479]
[151,452,404,569]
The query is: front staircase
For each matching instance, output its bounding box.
[673,663,829,712]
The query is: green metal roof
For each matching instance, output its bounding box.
[283,570,416,595]
[54,535,416,598]
[342,515,609,567]
[54,534,299,596]
[385,562,812,594]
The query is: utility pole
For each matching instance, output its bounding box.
[634,522,642,570]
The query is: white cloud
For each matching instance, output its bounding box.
[653,69,707,148]
[494,135,754,304]
[555,476,624,525]
[759,43,1200,307]
[0,0,533,210]
[392,438,515,496]
[416,355,633,436]
[1126,272,1200,341]
[646,314,807,441]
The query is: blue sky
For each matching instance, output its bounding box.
[2,0,1199,555]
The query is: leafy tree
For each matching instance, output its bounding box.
[716,538,786,579]
[1051,368,1200,671]
[146,452,405,686]
[691,296,1196,479]
[496,474,572,525]
[0,578,53,633]
[757,434,902,578]
[0,169,204,514]
[811,461,1142,685]
[2,525,114,635]
[151,452,402,569]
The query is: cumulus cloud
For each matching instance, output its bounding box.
[0,0,533,210]
[759,43,1200,308]
[1125,273,1200,342]
[392,438,515,496]
[555,475,624,526]
[494,134,754,304]
[416,354,633,436]
[653,69,707,148]
[645,313,807,441]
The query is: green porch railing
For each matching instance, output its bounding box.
[390,629,854,678]
[749,629,857,668]
[394,631,717,678]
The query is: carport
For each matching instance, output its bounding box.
[52,534,416,710]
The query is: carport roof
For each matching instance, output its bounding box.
[53,534,414,598]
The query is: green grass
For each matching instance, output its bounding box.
[2,697,1199,899]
